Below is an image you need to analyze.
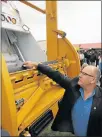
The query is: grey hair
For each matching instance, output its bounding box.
[96,68,101,85]
[81,63,88,70]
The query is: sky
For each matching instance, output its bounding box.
[14,1,101,44]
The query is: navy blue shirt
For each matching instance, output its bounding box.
[72,88,95,136]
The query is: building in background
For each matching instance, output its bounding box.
[38,40,101,54]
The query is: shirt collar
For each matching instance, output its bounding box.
[79,88,95,100]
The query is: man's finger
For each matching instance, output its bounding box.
[23,61,29,65]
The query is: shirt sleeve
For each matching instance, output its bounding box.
[37,64,71,89]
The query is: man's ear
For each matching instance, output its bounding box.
[90,78,96,84]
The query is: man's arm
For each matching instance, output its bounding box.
[23,61,71,89]
[37,64,71,89]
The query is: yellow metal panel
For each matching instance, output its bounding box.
[50,101,59,118]
[58,38,80,77]
[10,70,38,89]
[46,1,58,60]
[14,82,38,94]
[18,87,64,133]
[1,55,18,136]
[14,85,38,101]
[17,87,45,127]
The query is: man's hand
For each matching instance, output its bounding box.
[23,61,38,69]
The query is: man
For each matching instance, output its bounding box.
[79,51,85,66]
[99,55,102,88]
[95,51,100,67]
[23,61,102,136]
[89,50,96,66]
[84,50,91,65]
[81,63,88,70]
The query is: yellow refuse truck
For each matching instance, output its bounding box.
[1,1,80,136]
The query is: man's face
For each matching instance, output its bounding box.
[78,67,96,88]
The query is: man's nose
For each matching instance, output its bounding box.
[79,73,82,78]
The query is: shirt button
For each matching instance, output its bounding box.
[94,107,96,110]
